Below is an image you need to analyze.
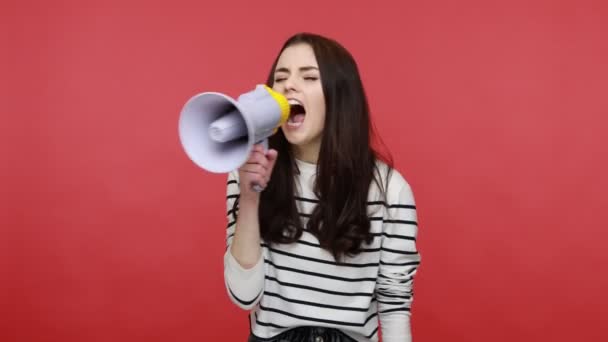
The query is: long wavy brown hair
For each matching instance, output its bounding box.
[256,33,393,261]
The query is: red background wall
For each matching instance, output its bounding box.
[2,0,607,341]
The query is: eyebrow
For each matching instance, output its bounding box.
[275,66,319,74]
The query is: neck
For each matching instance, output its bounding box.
[293,141,320,164]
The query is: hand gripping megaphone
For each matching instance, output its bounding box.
[178,84,290,178]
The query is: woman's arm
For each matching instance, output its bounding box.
[223,145,278,310]
[376,173,421,342]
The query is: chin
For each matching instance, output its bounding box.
[281,127,304,143]
[284,134,306,147]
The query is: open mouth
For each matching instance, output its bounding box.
[288,99,306,128]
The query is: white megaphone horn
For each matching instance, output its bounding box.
[178,84,290,187]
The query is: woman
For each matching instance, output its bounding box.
[223,32,421,342]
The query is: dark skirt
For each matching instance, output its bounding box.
[248,326,358,342]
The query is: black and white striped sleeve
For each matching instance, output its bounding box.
[376,173,421,342]
[223,170,265,310]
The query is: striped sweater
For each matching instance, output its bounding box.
[223,159,421,342]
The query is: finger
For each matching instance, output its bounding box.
[250,174,267,189]
[266,149,279,173]
[252,144,265,155]
[245,150,269,169]
[240,163,266,174]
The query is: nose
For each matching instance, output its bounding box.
[282,76,298,95]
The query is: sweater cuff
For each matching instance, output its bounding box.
[224,249,265,303]
[380,314,412,342]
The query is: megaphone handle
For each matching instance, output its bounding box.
[251,139,269,193]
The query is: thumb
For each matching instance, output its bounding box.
[266,149,279,173]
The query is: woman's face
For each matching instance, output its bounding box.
[272,43,326,161]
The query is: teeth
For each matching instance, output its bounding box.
[288,99,302,106]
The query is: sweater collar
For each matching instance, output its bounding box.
[295,158,317,175]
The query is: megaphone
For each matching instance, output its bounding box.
[178,84,290,175]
